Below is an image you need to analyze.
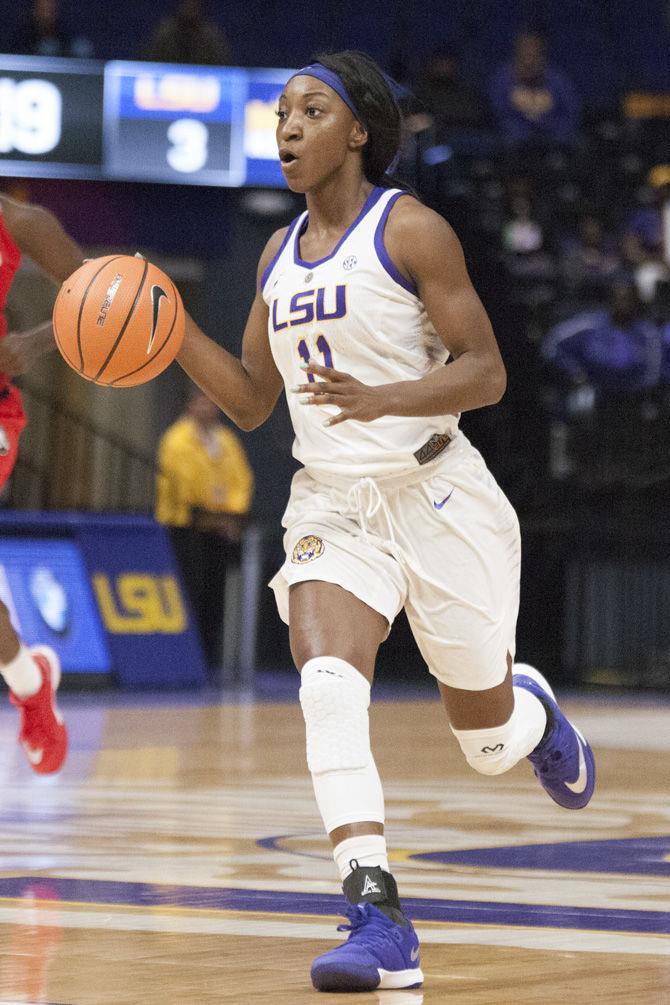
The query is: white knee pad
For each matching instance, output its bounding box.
[451,685,547,776]
[299,657,372,774]
[299,657,384,832]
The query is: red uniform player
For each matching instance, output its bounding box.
[0,193,82,773]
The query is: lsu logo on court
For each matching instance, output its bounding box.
[292,535,325,564]
[93,572,187,634]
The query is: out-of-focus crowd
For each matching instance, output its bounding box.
[8,3,670,502]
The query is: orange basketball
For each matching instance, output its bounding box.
[52,254,185,387]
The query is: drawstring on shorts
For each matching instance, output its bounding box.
[344,477,397,549]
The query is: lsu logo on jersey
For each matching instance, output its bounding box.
[292,535,325,564]
[272,285,346,332]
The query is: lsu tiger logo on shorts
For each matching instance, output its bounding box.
[292,534,325,564]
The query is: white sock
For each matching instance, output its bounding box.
[1,645,41,698]
[333,834,389,882]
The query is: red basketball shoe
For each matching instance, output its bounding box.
[9,646,68,774]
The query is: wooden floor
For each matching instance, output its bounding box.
[0,682,668,1004]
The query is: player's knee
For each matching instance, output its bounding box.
[449,666,550,777]
[291,632,368,679]
[299,657,371,775]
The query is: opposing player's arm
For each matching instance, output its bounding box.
[0,198,84,376]
[176,230,285,431]
[294,198,506,425]
[4,199,83,283]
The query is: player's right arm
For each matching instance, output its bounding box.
[177,229,286,431]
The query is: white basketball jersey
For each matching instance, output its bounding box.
[262,186,460,479]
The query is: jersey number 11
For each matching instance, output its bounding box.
[297,335,333,382]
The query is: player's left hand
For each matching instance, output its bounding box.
[293,361,386,426]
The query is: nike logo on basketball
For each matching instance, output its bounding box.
[410,946,420,962]
[433,490,454,509]
[147,285,168,354]
[362,875,381,896]
[565,731,589,794]
[23,743,44,766]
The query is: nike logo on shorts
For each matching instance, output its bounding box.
[433,489,454,510]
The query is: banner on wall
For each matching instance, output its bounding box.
[0,537,111,674]
[76,516,206,688]
[0,513,206,688]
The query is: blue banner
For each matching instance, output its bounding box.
[0,537,110,674]
[76,516,206,689]
[0,513,206,688]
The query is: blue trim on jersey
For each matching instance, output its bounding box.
[261,215,303,293]
[293,186,384,269]
[373,191,418,296]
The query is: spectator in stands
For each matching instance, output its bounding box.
[542,282,662,394]
[622,184,670,303]
[411,48,489,137]
[155,388,254,672]
[8,0,93,58]
[490,29,579,148]
[500,179,556,286]
[561,215,623,297]
[502,194,544,255]
[143,0,231,66]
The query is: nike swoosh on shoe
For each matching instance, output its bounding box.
[565,730,588,794]
[410,946,420,962]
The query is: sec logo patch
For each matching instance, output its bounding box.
[292,535,325,564]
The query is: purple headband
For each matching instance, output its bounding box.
[288,62,363,122]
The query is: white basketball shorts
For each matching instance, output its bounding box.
[269,433,521,690]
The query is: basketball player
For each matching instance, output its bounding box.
[0,193,83,773]
[176,51,596,992]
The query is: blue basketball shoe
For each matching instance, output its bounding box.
[513,664,595,810]
[311,864,423,992]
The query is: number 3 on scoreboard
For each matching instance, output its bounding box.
[297,335,333,383]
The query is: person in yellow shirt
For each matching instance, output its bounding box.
[156,388,254,671]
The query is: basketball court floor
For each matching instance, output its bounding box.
[0,678,668,1004]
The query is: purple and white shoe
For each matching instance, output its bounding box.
[311,902,423,992]
[513,664,596,810]
[312,863,422,992]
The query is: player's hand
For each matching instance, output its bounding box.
[0,331,44,376]
[292,360,387,427]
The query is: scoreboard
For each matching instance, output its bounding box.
[0,55,289,188]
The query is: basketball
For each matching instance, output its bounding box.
[52,254,185,387]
